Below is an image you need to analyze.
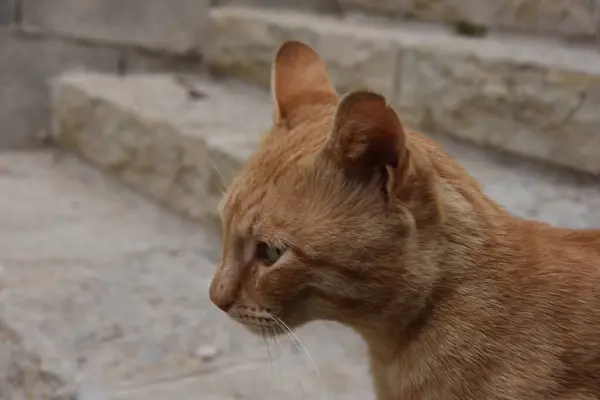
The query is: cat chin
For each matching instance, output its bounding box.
[235,315,311,338]
[239,321,288,337]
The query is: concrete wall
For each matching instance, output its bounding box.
[205,5,600,175]
[0,0,209,149]
[214,0,600,42]
[1,0,598,149]
[339,0,600,42]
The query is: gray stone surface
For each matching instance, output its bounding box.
[118,50,205,75]
[0,0,16,25]
[4,71,597,399]
[52,71,600,228]
[0,31,119,149]
[52,72,273,226]
[339,0,600,42]
[338,0,401,16]
[22,0,210,53]
[434,134,600,228]
[206,7,397,98]
[206,6,600,174]
[216,0,342,14]
[0,317,75,400]
[396,48,600,175]
[0,151,371,399]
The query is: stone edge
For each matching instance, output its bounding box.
[50,73,243,228]
[205,6,600,175]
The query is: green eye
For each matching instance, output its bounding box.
[256,241,284,266]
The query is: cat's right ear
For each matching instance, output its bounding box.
[271,41,338,127]
[326,91,444,223]
[326,90,408,177]
[323,90,418,203]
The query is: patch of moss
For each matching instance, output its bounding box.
[453,20,488,37]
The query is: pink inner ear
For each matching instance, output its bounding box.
[271,41,337,125]
[329,90,406,170]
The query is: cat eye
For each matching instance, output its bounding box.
[255,241,285,266]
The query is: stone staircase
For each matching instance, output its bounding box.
[52,71,600,231]
[2,2,600,399]
[204,3,600,175]
[217,0,600,42]
[340,0,600,42]
[3,64,595,400]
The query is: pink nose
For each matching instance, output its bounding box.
[209,279,235,312]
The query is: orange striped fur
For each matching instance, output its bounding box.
[209,41,600,400]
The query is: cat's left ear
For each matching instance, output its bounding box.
[325,90,408,194]
[271,41,338,127]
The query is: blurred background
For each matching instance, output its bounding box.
[0,0,599,399]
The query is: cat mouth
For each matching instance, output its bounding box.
[231,311,288,337]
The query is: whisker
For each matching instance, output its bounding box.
[204,193,222,203]
[204,153,228,192]
[271,315,327,400]
[268,314,302,354]
[271,327,284,388]
[262,327,274,366]
[267,316,307,398]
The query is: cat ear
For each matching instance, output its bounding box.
[271,41,338,127]
[325,90,407,185]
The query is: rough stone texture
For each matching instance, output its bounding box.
[207,6,600,174]
[396,47,600,175]
[0,319,76,400]
[118,50,206,75]
[216,0,342,14]
[338,0,406,17]
[435,134,600,228]
[0,151,371,399]
[339,0,600,42]
[206,6,397,98]
[0,0,16,25]
[22,0,210,53]
[52,72,273,226]
[0,30,119,149]
[4,71,595,399]
[52,71,600,227]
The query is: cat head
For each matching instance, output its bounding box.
[209,41,444,337]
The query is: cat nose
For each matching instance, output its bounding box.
[209,259,243,312]
[209,279,235,312]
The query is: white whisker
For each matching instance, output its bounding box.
[204,153,228,192]
[270,315,328,400]
[262,327,273,365]
[271,327,284,388]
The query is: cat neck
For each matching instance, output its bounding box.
[354,172,521,365]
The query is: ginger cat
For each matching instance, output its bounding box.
[209,40,600,399]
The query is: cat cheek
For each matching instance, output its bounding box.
[257,272,280,297]
[273,269,309,299]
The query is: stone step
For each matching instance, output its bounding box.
[340,0,600,43]
[213,0,600,43]
[20,0,211,54]
[205,6,600,175]
[46,72,374,400]
[48,71,599,399]
[0,151,370,400]
[52,71,600,229]
[52,72,272,227]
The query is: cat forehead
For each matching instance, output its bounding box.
[220,163,324,234]
[221,169,287,224]
[220,169,278,234]
[219,109,338,225]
